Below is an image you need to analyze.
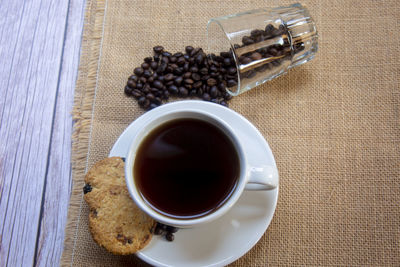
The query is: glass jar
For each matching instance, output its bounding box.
[207,3,318,95]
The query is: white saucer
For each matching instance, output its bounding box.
[110,100,279,267]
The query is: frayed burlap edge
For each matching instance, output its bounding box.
[60,0,106,266]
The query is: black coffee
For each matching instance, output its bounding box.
[134,118,240,219]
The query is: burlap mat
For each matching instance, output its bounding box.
[61,0,400,266]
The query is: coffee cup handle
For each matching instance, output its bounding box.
[245,165,279,191]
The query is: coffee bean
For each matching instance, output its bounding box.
[223,58,232,67]
[145,93,155,101]
[132,89,142,99]
[150,61,158,70]
[138,96,147,106]
[173,52,183,58]
[166,65,173,73]
[142,86,150,94]
[168,85,179,94]
[141,62,150,69]
[183,62,189,72]
[139,77,147,84]
[164,73,174,81]
[269,47,278,56]
[200,68,208,75]
[170,56,177,63]
[177,57,186,66]
[206,78,217,86]
[153,54,160,62]
[265,24,275,33]
[134,67,144,76]
[190,47,201,57]
[220,101,228,107]
[183,72,192,79]
[251,29,263,37]
[193,81,202,89]
[150,87,159,94]
[239,56,252,65]
[218,82,226,92]
[153,46,164,54]
[189,89,197,96]
[195,53,204,65]
[192,73,201,81]
[166,233,174,242]
[190,66,199,73]
[255,64,269,72]
[220,51,231,58]
[156,63,167,74]
[200,75,210,82]
[129,75,138,82]
[163,90,170,99]
[144,57,153,63]
[227,67,237,75]
[143,70,152,78]
[157,75,165,82]
[223,92,232,100]
[136,83,143,89]
[149,103,158,110]
[225,74,237,80]
[154,225,163,235]
[242,36,254,45]
[127,79,136,88]
[124,85,133,95]
[165,80,174,86]
[196,88,203,97]
[179,87,189,97]
[245,70,257,79]
[250,52,262,61]
[153,80,163,89]
[227,79,237,87]
[211,98,218,104]
[173,67,184,75]
[167,225,178,233]
[174,76,183,86]
[162,51,171,57]
[161,56,169,64]
[184,78,194,84]
[185,46,194,54]
[209,86,218,98]
[210,72,218,78]
[154,97,162,105]
[202,93,211,101]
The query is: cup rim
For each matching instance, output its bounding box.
[124,109,247,227]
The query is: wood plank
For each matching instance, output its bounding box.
[34,0,87,265]
[0,0,70,266]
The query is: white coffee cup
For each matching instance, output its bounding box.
[125,109,278,228]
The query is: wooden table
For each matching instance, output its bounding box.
[0,0,86,265]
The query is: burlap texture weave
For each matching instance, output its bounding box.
[61,0,400,266]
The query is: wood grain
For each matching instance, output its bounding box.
[0,0,85,266]
[34,0,86,266]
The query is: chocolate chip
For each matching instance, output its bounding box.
[83,184,92,194]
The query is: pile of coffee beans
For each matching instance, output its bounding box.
[124,45,236,110]
[124,24,305,110]
[154,222,178,242]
